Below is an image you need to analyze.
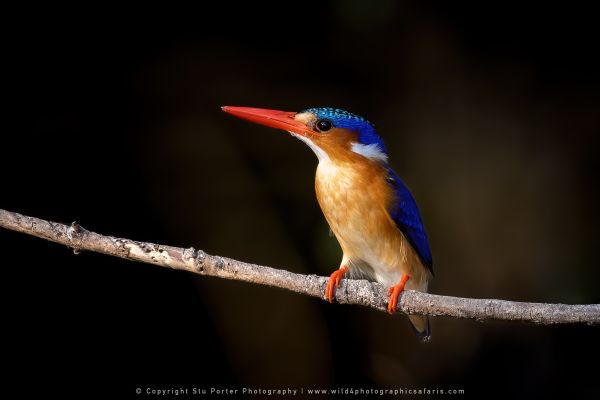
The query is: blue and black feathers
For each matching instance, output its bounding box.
[302,107,387,154]
[303,107,433,273]
[386,168,434,273]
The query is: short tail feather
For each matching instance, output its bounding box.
[408,314,431,342]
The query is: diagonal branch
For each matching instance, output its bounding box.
[1,208,598,325]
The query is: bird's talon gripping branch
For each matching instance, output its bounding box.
[387,274,411,314]
[325,266,348,302]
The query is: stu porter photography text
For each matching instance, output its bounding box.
[139,386,465,396]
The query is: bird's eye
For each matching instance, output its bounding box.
[315,119,332,132]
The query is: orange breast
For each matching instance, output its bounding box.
[315,157,429,290]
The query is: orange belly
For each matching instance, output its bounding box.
[315,159,430,291]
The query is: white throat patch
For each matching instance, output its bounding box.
[351,142,388,163]
[290,132,330,162]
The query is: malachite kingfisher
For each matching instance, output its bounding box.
[222,106,433,340]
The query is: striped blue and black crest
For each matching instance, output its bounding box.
[301,107,374,127]
[301,107,386,153]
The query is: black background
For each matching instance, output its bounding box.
[2,2,599,398]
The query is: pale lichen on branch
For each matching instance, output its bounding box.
[1,208,598,325]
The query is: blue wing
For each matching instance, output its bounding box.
[386,168,433,274]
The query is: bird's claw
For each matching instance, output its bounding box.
[325,266,348,302]
[387,274,411,314]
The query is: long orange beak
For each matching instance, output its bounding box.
[222,106,312,136]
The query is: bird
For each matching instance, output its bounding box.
[222,106,433,340]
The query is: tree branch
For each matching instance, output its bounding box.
[1,208,598,325]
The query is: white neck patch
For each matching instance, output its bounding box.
[290,132,330,162]
[351,142,388,163]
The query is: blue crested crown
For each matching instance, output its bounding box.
[301,107,387,153]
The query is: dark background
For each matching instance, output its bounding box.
[2,1,599,398]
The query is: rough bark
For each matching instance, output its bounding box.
[1,208,598,325]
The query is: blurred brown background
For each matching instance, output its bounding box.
[2,1,599,397]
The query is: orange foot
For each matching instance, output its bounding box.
[387,274,411,314]
[325,266,348,303]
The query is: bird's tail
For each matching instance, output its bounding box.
[408,314,431,342]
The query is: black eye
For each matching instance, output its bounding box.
[315,119,332,132]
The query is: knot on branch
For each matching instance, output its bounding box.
[66,221,83,254]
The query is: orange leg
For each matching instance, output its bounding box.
[325,266,348,303]
[387,274,411,314]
